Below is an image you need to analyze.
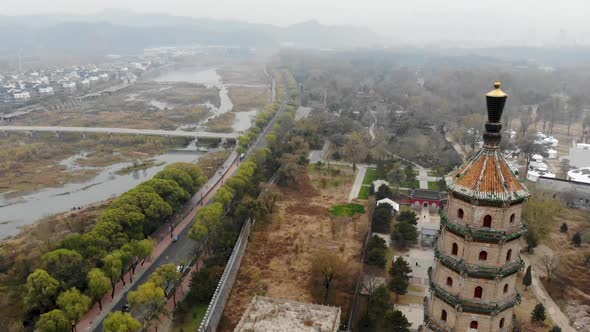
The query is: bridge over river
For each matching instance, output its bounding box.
[0,125,239,139]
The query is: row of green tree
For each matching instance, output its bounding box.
[236,68,299,153]
[25,162,206,331]
[114,139,268,332]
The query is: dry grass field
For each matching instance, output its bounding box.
[218,64,269,85]
[11,82,215,130]
[219,165,369,331]
[205,112,235,133]
[227,86,270,112]
[541,209,590,302]
[0,134,186,196]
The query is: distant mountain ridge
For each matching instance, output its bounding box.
[0,10,381,55]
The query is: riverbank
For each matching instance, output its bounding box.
[0,134,188,197]
[115,159,165,175]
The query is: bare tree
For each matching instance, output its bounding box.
[541,254,560,284]
[362,275,384,297]
[344,131,368,171]
[519,106,533,136]
[311,249,347,304]
[258,184,281,216]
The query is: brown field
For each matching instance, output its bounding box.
[219,165,368,331]
[11,82,214,130]
[536,208,590,305]
[205,112,235,133]
[218,64,269,85]
[227,86,271,112]
[514,206,590,329]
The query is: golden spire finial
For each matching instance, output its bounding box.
[486,80,507,98]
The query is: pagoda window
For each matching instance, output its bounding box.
[506,249,512,262]
[441,310,447,321]
[474,286,483,299]
[483,215,492,228]
[452,243,458,255]
[446,277,453,287]
[479,251,488,261]
[470,321,478,329]
[503,284,509,293]
[499,318,505,328]
[510,213,515,224]
[457,208,464,219]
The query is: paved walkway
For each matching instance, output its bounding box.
[75,153,239,332]
[309,141,331,164]
[349,165,368,201]
[416,166,429,189]
[522,256,575,332]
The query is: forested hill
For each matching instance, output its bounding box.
[0,11,381,55]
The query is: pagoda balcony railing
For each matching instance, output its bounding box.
[424,315,453,332]
[440,215,527,243]
[434,248,524,279]
[428,270,521,315]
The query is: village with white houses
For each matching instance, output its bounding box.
[0,58,154,105]
[0,45,256,111]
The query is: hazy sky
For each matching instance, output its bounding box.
[3,0,590,45]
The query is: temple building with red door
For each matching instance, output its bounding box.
[424,82,529,332]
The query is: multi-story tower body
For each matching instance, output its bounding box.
[425,82,530,332]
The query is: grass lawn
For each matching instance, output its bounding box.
[428,181,440,191]
[427,170,437,177]
[172,304,208,332]
[358,186,371,199]
[363,167,377,185]
[329,203,365,217]
[399,179,420,189]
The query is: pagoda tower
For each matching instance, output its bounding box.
[424,82,530,332]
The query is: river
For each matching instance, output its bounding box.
[154,67,234,118]
[0,67,251,239]
[155,67,257,132]
[0,151,206,239]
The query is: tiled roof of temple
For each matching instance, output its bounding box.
[445,82,530,204]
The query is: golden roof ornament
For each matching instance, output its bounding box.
[486,81,507,98]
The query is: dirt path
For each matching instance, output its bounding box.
[444,133,466,161]
[522,256,576,331]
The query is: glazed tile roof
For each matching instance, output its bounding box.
[445,148,529,204]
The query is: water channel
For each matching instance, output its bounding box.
[0,151,204,238]
[0,67,259,239]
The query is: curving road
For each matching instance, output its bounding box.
[0,125,239,139]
